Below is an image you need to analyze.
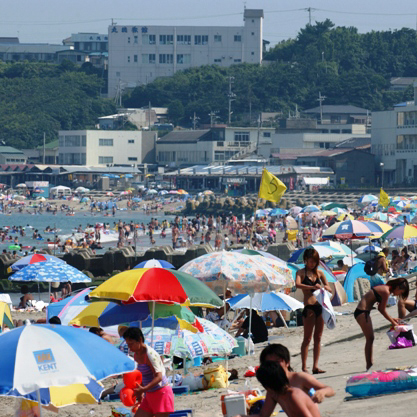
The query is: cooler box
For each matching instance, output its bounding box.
[232,336,246,357]
[221,394,247,417]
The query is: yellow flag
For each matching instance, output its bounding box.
[379,188,389,207]
[258,168,287,203]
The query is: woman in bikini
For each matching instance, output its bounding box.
[296,248,331,374]
[355,278,409,370]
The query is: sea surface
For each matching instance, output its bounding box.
[0,209,176,254]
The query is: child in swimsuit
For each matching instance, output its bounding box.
[355,278,409,370]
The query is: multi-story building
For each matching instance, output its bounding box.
[372,82,417,186]
[58,130,157,166]
[107,8,263,97]
[156,126,274,167]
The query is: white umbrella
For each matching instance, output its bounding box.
[16,184,27,188]
[147,189,158,194]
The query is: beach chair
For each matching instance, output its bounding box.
[170,409,193,417]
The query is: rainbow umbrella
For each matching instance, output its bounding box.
[322,220,373,239]
[358,194,378,205]
[380,225,417,246]
[11,254,65,272]
[88,268,222,307]
[69,300,201,333]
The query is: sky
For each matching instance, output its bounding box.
[1,0,417,47]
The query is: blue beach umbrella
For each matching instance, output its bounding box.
[269,208,289,216]
[228,292,304,312]
[11,254,65,272]
[288,245,341,263]
[9,261,92,284]
[301,205,320,213]
[0,324,135,403]
[358,194,378,205]
[134,259,175,269]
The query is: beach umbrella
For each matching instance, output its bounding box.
[321,220,373,239]
[337,213,354,221]
[287,263,337,284]
[88,268,223,307]
[314,241,355,256]
[284,215,298,230]
[105,191,114,197]
[177,189,188,195]
[380,225,417,246]
[46,288,93,326]
[358,194,378,205]
[134,259,175,269]
[321,202,347,210]
[361,220,392,238]
[288,245,342,263]
[169,190,179,194]
[80,197,90,203]
[301,205,320,213]
[16,184,27,188]
[269,208,289,216]
[33,188,43,193]
[232,248,287,263]
[322,210,336,217]
[180,251,292,294]
[228,292,304,313]
[70,301,201,332]
[138,317,237,359]
[0,301,14,332]
[256,208,271,218]
[0,324,135,411]
[10,254,65,272]
[36,196,46,202]
[147,189,157,194]
[355,244,382,254]
[158,190,168,195]
[364,212,389,222]
[342,256,365,267]
[13,195,26,201]
[9,261,92,284]
[203,190,214,195]
[290,206,302,216]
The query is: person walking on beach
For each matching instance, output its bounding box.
[296,248,331,374]
[123,327,174,417]
[355,278,408,370]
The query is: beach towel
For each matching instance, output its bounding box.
[314,289,336,329]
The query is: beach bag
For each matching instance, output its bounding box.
[387,324,417,348]
[204,365,228,389]
[364,256,382,276]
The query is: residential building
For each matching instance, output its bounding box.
[372,83,417,186]
[58,130,157,166]
[107,8,263,97]
[0,146,27,164]
[390,77,416,91]
[156,126,274,167]
[22,140,59,165]
[0,41,71,63]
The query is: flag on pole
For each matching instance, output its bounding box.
[258,168,287,203]
[379,188,389,207]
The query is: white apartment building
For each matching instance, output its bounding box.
[372,82,417,185]
[107,9,263,97]
[58,130,157,166]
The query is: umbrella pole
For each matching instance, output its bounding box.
[36,389,43,417]
[151,301,155,347]
[278,310,288,329]
[247,296,253,355]
[250,198,260,249]
[48,282,51,304]
[38,283,40,301]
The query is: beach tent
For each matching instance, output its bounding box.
[0,301,13,332]
[50,185,71,196]
[329,281,347,306]
[343,263,372,302]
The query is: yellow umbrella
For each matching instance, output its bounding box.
[322,210,336,216]
[0,301,13,332]
[337,213,354,221]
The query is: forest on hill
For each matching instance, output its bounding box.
[1,20,416,148]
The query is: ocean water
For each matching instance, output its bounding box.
[0,209,176,254]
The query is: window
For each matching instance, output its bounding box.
[128,139,135,144]
[134,55,138,62]
[177,35,191,45]
[234,132,250,142]
[214,34,222,42]
[159,54,173,64]
[99,138,114,146]
[234,59,242,62]
[263,132,271,137]
[194,35,208,45]
[176,54,190,64]
[234,35,242,42]
[251,32,254,35]
[142,34,156,44]
[134,35,138,43]
[64,135,81,147]
[116,71,120,77]
[128,157,138,161]
[99,156,113,164]
[128,37,131,44]
[82,136,86,146]
[214,58,221,63]
[142,54,156,64]
[251,52,254,55]
[160,35,173,45]
[127,56,130,63]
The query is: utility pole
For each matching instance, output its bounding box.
[148,101,151,130]
[209,110,219,127]
[317,92,326,125]
[43,132,46,164]
[307,7,312,25]
[256,113,262,155]
[191,112,199,130]
[228,76,236,125]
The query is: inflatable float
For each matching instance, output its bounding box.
[346,367,417,397]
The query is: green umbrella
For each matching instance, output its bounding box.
[321,202,347,210]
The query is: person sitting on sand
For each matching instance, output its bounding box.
[18,285,34,309]
[260,344,334,405]
[355,278,408,370]
[238,361,321,417]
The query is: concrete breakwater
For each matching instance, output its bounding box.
[0,242,296,292]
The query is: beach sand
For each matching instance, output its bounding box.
[4,294,417,417]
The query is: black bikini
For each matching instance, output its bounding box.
[302,268,323,318]
[354,287,383,320]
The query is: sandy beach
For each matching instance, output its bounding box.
[3,281,417,417]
